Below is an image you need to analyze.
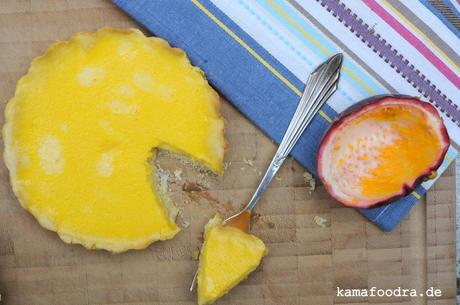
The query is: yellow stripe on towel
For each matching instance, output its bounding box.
[191,0,335,125]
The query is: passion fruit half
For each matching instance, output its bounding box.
[317,96,449,208]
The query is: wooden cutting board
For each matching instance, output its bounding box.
[0,1,456,304]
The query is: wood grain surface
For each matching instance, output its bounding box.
[0,1,456,304]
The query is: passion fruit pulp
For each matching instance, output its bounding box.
[317,96,449,209]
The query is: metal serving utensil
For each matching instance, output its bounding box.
[190,53,343,291]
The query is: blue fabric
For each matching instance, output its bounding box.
[420,0,460,39]
[113,0,421,231]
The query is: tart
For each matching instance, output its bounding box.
[3,28,225,252]
[197,214,267,305]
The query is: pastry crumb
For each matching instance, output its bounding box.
[243,158,254,167]
[198,170,210,178]
[303,171,316,193]
[314,215,327,228]
[173,169,183,181]
[176,209,190,228]
[197,171,211,188]
[192,248,200,260]
[275,176,282,181]
[157,166,170,192]
[240,167,245,171]
[224,161,232,170]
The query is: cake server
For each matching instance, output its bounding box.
[190,53,343,291]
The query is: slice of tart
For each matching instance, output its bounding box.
[197,214,267,305]
[3,28,225,253]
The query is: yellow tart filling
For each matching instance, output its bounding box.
[3,28,225,252]
[197,214,267,305]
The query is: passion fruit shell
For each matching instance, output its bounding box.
[317,95,449,209]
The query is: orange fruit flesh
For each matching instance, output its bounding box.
[335,105,441,201]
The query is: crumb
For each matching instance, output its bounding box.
[243,158,255,167]
[314,215,327,228]
[176,209,190,228]
[200,180,211,189]
[201,180,211,189]
[181,219,190,229]
[157,166,170,192]
[267,222,275,229]
[192,248,200,260]
[198,172,209,180]
[275,176,282,181]
[224,161,232,170]
[240,167,245,171]
[176,209,190,229]
[258,171,262,176]
[197,172,211,188]
[173,169,183,181]
[303,171,316,193]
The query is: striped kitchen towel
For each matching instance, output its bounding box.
[113,0,459,231]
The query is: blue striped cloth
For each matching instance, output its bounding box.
[113,0,457,231]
